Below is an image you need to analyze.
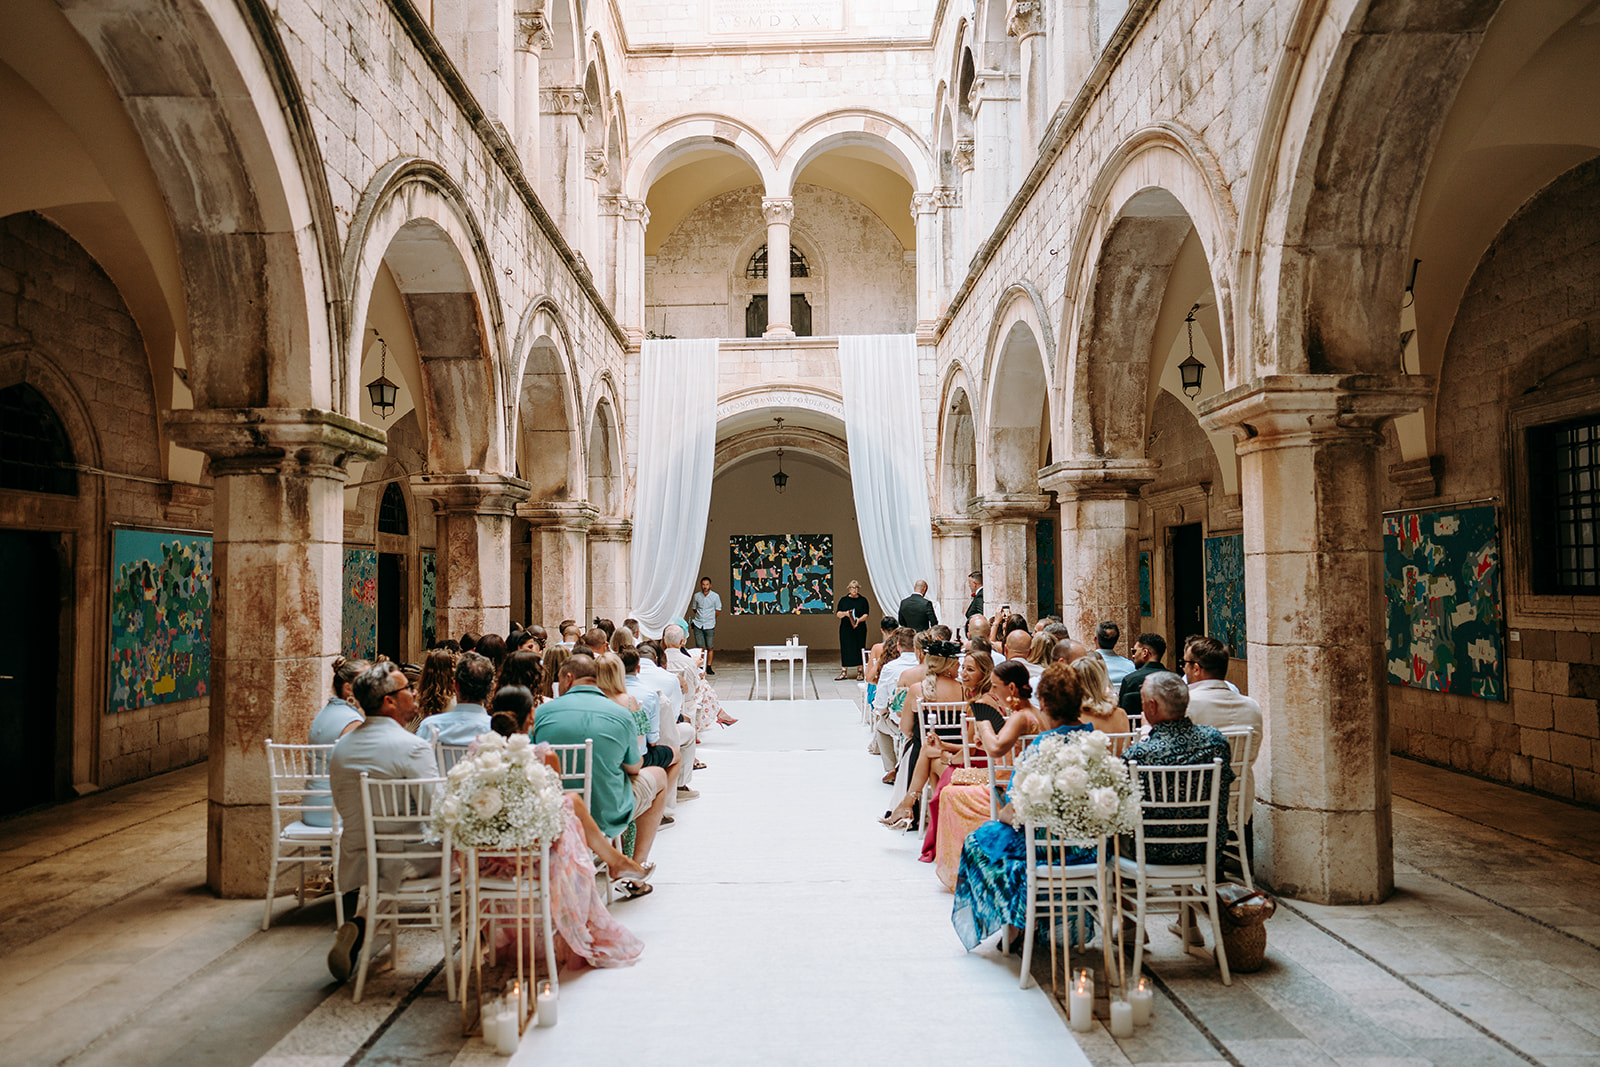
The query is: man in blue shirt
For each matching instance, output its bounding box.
[689,576,722,674]
[424,652,494,745]
[533,654,668,868]
[1094,621,1137,688]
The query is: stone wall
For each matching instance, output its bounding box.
[1385,157,1600,804]
[0,211,211,790]
[647,182,915,338]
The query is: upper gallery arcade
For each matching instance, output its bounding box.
[1,0,1597,909]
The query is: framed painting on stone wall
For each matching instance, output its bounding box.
[1383,505,1504,700]
[1203,533,1247,659]
[420,550,437,650]
[342,548,378,659]
[108,527,212,714]
[1139,550,1153,617]
[729,534,833,614]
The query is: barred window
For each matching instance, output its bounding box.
[378,482,409,536]
[744,244,810,279]
[1529,413,1600,593]
[0,384,76,496]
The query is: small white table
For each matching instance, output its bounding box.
[752,644,807,700]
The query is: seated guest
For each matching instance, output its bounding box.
[1094,621,1136,687]
[974,660,1043,760]
[623,647,697,802]
[869,628,919,782]
[582,627,610,656]
[1074,654,1130,736]
[664,624,735,733]
[920,651,1008,887]
[304,656,369,826]
[952,662,1095,952]
[538,644,570,699]
[1116,634,1172,718]
[474,633,507,670]
[460,632,480,653]
[494,649,543,701]
[877,638,964,828]
[1051,638,1090,664]
[533,655,668,883]
[423,652,494,745]
[998,628,1043,687]
[1182,635,1261,751]
[1125,672,1234,867]
[327,662,439,982]
[965,614,990,649]
[409,648,456,733]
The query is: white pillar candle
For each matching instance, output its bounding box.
[1109,999,1134,1037]
[480,996,503,1044]
[1130,978,1154,1025]
[1068,972,1094,1032]
[536,980,558,1028]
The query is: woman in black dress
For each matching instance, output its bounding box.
[835,579,871,679]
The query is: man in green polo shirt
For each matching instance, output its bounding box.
[532,653,669,868]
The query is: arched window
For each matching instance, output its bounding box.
[745,243,810,279]
[378,481,409,535]
[0,384,76,496]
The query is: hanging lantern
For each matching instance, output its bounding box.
[1179,305,1206,399]
[772,416,789,493]
[367,334,399,419]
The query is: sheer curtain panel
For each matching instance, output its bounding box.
[629,339,719,636]
[839,334,938,615]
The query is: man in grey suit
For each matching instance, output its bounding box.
[326,661,439,982]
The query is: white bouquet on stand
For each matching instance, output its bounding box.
[430,732,566,848]
[1011,730,1138,841]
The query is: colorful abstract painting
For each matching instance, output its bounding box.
[420,550,437,649]
[109,529,212,713]
[1204,533,1247,659]
[1384,505,1504,699]
[342,548,378,659]
[1139,551,1153,617]
[730,534,833,614]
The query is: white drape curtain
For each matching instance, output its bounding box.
[629,338,719,637]
[839,334,938,617]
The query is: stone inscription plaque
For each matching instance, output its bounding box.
[710,0,844,33]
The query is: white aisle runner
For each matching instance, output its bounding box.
[500,698,1090,1066]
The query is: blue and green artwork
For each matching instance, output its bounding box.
[421,550,437,649]
[1384,505,1504,700]
[1203,533,1247,659]
[730,534,833,614]
[342,548,378,659]
[1138,550,1152,617]
[109,529,212,713]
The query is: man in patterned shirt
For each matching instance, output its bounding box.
[1124,671,1234,868]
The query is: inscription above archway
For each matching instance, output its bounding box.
[716,389,843,423]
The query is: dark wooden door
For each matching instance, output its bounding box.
[378,552,404,662]
[1170,523,1205,658]
[0,530,62,814]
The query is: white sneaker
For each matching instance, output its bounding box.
[676,787,701,800]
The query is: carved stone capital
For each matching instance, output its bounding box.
[935,185,961,209]
[622,198,650,225]
[514,11,553,52]
[541,86,585,116]
[584,149,609,181]
[587,519,632,543]
[974,492,1053,522]
[409,471,531,516]
[1197,374,1433,455]
[1037,458,1160,499]
[164,407,387,478]
[762,197,795,227]
[953,139,975,174]
[931,515,981,537]
[1389,455,1444,501]
[516,500,599,531]
[1006,0,1044,38]
[911,192,939,219]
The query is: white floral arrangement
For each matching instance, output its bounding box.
[430,732,566,849]
[1011,729,1138,841]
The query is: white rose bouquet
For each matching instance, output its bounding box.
[429,731,567,848]
[1010,730,1138,841]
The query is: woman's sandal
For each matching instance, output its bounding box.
[615,879,654,901]
[835,670,850,680]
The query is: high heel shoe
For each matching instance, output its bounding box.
[879,808,912,826]
[881,813,913,831]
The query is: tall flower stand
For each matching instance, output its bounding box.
[459,843,558,1051]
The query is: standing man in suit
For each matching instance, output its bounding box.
[963,571,983,620]
[327,662,439,983]
[897,579,938,631]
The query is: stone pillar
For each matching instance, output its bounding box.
[582,148,607,272]
[1007,1,1047,158]
[1039,459,1158,644]
[912,192,941,335]
[954,140,976,265]
[512,11,551,175]
[165,408,386,897]
[587,519,632,625]
[1199,374,1431,905]
[540,86,585,256]
[519,501,596,628]
[617,198,650,339]
[969,72,1021,243]
[761,196,795,338]
[976,493,1052,624]
[932,515,981,627]
[410,472,531,640]
[597,194,624,311]
[935,185,962,314]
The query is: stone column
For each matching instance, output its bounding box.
[761,196,795,338]
[597,194,625,311]
[969,72,1021,243]
[1007,1,1047,157]
[932,515,981,628]
[617,198,650,339]
[587,519,632,625]
[935,185,962,314]
[165,408,386,897]
[519,501,597,628]
[512,11,551,175]
[410,472,530,640]
[955,140,976,264]
[582,147,607,272]
[1198,374,1431,905]
[1039,459,1158,644]
[912,192,941,335]
[976,493,1052,624]
[540,86,585,256]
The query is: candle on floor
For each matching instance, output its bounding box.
[1130,978,1153,1025]
[1068,970,1093,1032]
[1109,999,1134,1037]
[495,1005,521,1055]
[480,996,502,1042]
[535,979,558,1027]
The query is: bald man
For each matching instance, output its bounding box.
[1052,639,1090,664]
[896,579,938,631]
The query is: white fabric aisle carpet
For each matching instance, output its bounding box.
[483,697,1090,1066]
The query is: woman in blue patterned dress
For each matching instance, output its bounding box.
[951,661,1094,951]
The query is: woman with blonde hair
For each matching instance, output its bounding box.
[1074,653,1130,735]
